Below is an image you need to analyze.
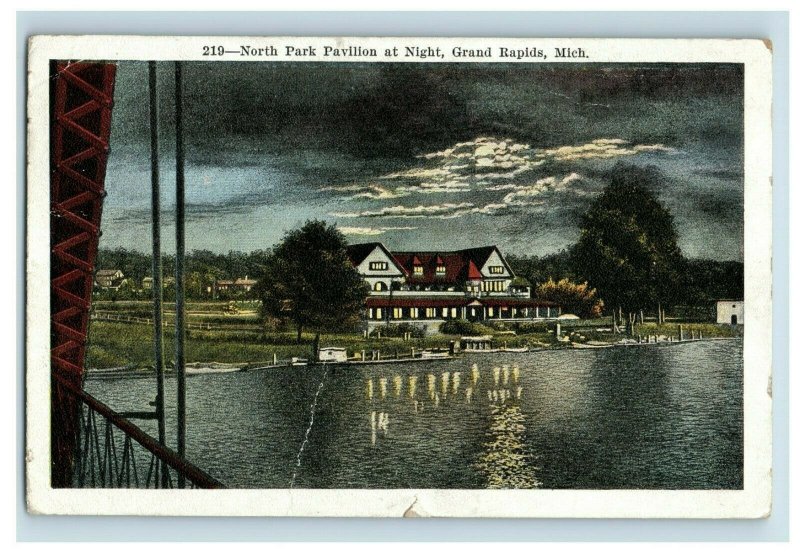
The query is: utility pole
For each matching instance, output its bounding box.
[174,61,187,489]
[148,61,168,489]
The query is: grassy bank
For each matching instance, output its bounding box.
[632,322,741,339]
[85,301,740,370]
[85,321,539,370]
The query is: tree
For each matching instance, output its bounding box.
[254,220,369,345]
[506,249,577,288]
[535,278,604,318]
[573,163,684,317]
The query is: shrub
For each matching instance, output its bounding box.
[512,321,550,335]
[440,318,493,336]
[536,278,604,318]
[371,323,426,339]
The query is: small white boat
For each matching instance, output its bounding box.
[571,341,612,349]
[419,350,450,359]
[290,357,309,366]
[318,347,348,363]
[501,346,530,353]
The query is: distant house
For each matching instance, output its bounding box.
[214,276,257,296]
[716,300,743,325]
[95,269,126,290]
[346,242,560,334]
[142,276,175,290]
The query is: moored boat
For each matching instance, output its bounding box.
[571,341,612,349]
[419,350,450,359]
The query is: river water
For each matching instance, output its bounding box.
[85,340,743,489]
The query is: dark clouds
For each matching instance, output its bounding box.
[112,62,743,156]
[101,61,744,260]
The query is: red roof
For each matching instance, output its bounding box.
[346,243,520,286]
[467,260,482,280]
[390,245,506,285]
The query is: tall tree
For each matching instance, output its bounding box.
[573,163,684,316]
[254,220,369,345]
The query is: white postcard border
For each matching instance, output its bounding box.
[26,36,773,518]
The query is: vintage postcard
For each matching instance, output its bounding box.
[26,36,772,517]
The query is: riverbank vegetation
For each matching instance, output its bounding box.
[86,320,533,370]
[85,314,740,371]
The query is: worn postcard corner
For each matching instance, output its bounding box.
[26,36,772,518]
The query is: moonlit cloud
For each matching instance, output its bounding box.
[501,173,584,206]
[331,203,475,219]
[536,139,674,162]
[325,136,673,223]
[320,184,366,192]
[323,137,671,211]
[382,167,456,180]
[330,172,588,221]
[322,183,409,200]
[396,181,472,194]
[339,225,418,236]
[350,185,409,200]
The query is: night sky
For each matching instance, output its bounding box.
[101,61,744,260]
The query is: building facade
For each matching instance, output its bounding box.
[213,276,257,296]
[94,269,126,290]
[715,299,744,325]
[347,243,560,334]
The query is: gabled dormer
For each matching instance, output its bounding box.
[346,242,405,277]
[435,255,446,277]
[411,255,424,277]
[478,247,514,279]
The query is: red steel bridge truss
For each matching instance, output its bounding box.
[50,61,116,487]
[48,61,222,489]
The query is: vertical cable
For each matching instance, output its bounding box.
[174,61,187,489]
[148,61,168,490]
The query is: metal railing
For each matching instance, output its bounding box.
[57,379,225,489]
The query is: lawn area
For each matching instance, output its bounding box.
[86,321,284,369]
[85,320,537,370]
[84,301,740,370]
[633,322,741,339]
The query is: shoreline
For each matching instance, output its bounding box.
[84,336,742,380]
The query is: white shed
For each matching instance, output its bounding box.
[715,300,743,325]
[318,347,348,363]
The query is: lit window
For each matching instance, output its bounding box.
[425,307,436,318]
[413,266,423,276]
[410,308,419,319]
[488,307,494,317]
[489,266,504,274]
[450,308,457,318]
[369,261,388,271]
[436,265,446,275]
[393,307,403,319]
[373,281,387,291]
[375,308,383,320]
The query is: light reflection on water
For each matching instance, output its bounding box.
[84,340,743,489]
